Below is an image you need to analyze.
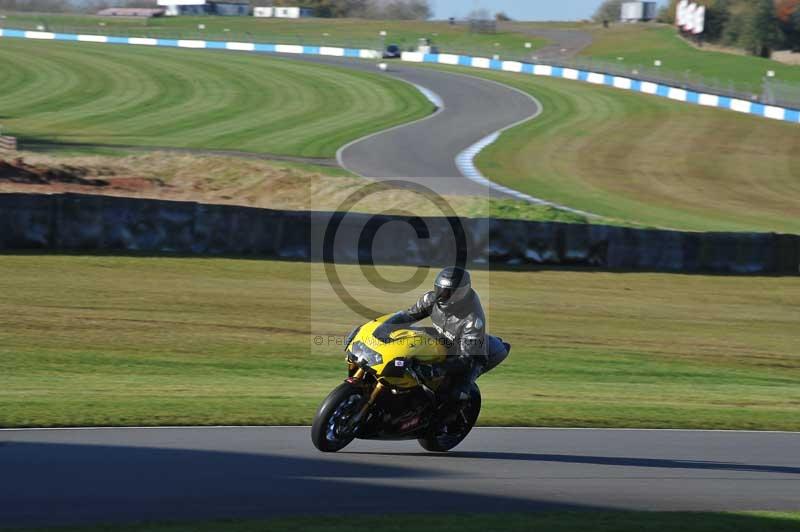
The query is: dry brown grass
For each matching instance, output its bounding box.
[0,151,605,224]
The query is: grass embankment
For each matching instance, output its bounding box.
[0,152,607,225]
[579,23,800,92]
[1,256,797,430]
[424,65,800,234]
[6,13,799,90]
[507,21,800,92]
[8,512,800,532]
[0,13,547,57]
[0,38,432,158]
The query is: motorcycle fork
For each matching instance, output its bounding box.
[347,381,384,431]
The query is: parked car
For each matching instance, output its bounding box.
[383,44,402,58]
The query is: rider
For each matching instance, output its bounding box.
[402,267,507,402]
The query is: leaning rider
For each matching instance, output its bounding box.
[401,267,508,403]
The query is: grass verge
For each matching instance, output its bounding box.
[7,512,800,532]
[0,13,547,57]
[507,21,800,91]
[579,24,800,92]
[0,151,619,225]
[424,64,800,234]
[1,255,797,430]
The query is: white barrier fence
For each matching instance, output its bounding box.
[400,51,800,124]
[0,28,380,59]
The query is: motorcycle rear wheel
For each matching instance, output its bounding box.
[418,386,481,452]
[311,383,365,452]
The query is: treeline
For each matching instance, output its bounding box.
[0,0,431,18]
[661,0,799,56]
[595,0,800,56]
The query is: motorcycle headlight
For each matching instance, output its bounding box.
[349,341,383,367]
[343,326,361,352]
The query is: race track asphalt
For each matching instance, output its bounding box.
[2,426,798,527]
[269,54,540,197]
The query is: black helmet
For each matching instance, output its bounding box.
[434,267,471,309]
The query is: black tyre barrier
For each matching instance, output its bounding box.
[0,193,797,275]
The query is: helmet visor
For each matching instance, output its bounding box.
[435,284,469,306]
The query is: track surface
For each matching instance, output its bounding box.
[2,427,799,527]
[272,54,539,197]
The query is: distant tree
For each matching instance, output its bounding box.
[721,4,745,45]
[467,8,491,21]
[776,0,799,21]
[380,0,430,19]
[739,0,784,56]
[592,0,624,23]
[495,11,512,21]
[776,0,800,49]
[658,0,730,42]
[791,10,800,49]
[657,4,675,23]
[703,0,732,40]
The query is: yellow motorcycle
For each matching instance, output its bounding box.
[311,312,508,453]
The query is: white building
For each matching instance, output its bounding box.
[620,1,657,22]
[157,0,248,16]
[254,6,313,18]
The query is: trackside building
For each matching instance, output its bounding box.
[157,0,249,16]
[253,6,314,18]
[620,1,657,22]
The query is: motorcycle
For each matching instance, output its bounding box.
[311,312,509,453]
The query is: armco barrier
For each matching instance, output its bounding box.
[1,27,798,125]
[400,51,800,125]
[1,193,797,275]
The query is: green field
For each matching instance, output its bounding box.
[0,12,547,57]
[0,38,432,157]
[422,65,800,234]
[3,37,799,232]
[506,21,800,93]
[6,12,800,91]
[1,255,798,430]
[9,512,800,532]
[579,24,800,92]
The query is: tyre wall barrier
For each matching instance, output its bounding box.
[1,193,797,275]
[1,27,797,125]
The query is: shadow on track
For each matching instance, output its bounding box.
[344,451,800,475]
[0,441,592,528]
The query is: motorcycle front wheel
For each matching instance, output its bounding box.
[418,385,481,452]
[311,383,365,452]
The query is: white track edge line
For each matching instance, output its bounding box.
[446,69,602,218]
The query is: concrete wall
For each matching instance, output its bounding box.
[1,193,796,275]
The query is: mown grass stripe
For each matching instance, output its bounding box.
[0,39,433,158]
